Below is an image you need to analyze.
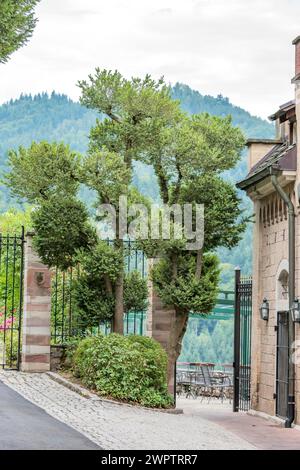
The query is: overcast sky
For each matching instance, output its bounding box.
[1,0,300,119]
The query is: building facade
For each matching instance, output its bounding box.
[238,36,300,427]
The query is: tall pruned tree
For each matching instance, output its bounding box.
[78,70,179,333]
[139,112,247,383]
[5,70,247,382]
[4,141,150,332]
[0,0,40,64]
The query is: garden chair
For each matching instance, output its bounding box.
[201,364,232,402]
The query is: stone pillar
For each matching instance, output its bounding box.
[21,233,51,372]
[146,259,176,395]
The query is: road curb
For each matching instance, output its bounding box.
[46,371,183,415]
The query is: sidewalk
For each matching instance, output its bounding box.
[178,398,300,450]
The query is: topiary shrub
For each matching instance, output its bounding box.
[32,194,97,270]
[72,334,173,408]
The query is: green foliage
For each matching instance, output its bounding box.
[142,102,246,331]
[79,70,179,166]
[0,90,274,272]
[172,83,275,141]
[148,113,245,193]
[0,207,32,233]
[5,330,20,365]
[82,150,131,205]
[74,241,123,326]
[77,241,123,282]
[179,174,248,251]
[180,318,234,365]
[0,0,40,63]
[0,210,25,369]
[74,279,115,327]
[73,245,148,326]
[152,253,220,314]
[5,141,81,203]
[32,195,97,270]
[72,334,173,408]
[124,271,148,313]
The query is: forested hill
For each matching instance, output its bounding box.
[0,87,275,277]
[172,83,274,139]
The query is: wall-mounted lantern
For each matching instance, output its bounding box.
[260,298,269,321]
[291,298,300,323]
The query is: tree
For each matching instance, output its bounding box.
[5,71,247,378]
[139,112,247,382]
[5,141,81,203]
[0,0,40,64]
[5,142,97,271]
[78,70,179,333]
[79,70,247,380]
[31,195,97,270]
[74,244,148,329]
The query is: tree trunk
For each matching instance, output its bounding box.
[195,249,203,279]
[113,271,124,334]
[167,311,189,394]
[112,210,124,335]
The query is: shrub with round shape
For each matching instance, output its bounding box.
[72,334,173,408]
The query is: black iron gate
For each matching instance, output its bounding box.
[0,229,25,370]
[276,311,289,419]
[233,268,252,412]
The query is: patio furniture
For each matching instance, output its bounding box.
[201,364,233,402]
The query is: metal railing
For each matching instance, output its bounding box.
[233,269,252,412]
[51,241,148,344]
[0,229,25,370]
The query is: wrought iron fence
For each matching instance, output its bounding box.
[0,229,25,370]
[51,241,148,344]
[233,268,252,412]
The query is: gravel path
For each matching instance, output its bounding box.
[0,371,255,450]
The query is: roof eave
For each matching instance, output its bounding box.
[246,138,283,146]
[237,166,281,191]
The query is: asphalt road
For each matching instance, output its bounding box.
[0,381,100,450]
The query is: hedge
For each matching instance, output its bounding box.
[71,334,173,408]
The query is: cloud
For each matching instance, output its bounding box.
[0,0,299,119]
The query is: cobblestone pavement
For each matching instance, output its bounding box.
[178,398,300,450]
[0,371,255,450]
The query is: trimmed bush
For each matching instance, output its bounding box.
[72,334,173,408]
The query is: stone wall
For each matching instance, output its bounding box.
[251,188,300,424]
[50,345,67,372]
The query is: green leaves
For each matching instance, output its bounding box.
[72,334,173,408]
[77,241,123,283]
[124,271,148,313]
[82,150,131,205]
[179,173,248,251]
[73,241,122,325]
[73,245,148,325]
[0,0,40,63]
[152,253,220,314]
[5,141,81,203]
[32,195,97,270]
[79,69,179,166]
